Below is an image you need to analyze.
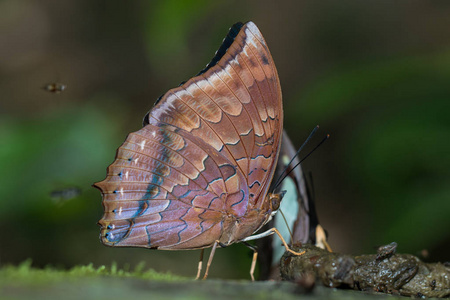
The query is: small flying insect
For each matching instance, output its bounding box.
[43,82,67,94]
[50,187,81,204]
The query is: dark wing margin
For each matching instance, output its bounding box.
[143,22,245,126]
[196,22,244,76]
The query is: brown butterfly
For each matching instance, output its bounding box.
[94,21,303,280]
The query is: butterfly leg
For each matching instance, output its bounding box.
[270,228,306,256]
[242,227,306,256]
[242,241,258,281]
[202,240,220,280]
[195,249,204,280]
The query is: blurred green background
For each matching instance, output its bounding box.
[0,0,449,280]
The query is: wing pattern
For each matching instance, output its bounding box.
[95,21,283,250]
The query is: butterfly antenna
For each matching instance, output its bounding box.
[272,125,319,191]
[274,134,330,191]
[305,171,320,240]
[278,208,294,243]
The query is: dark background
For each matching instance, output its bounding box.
[1,0,449,279]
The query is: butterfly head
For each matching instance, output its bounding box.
[268,190,286,216]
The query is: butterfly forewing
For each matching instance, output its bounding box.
[95,21,283,250]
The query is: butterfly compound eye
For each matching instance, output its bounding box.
[270,193,283,211]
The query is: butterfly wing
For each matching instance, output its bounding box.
[146,22,283,212]
[96,124,247,249]
[94,21,282,250]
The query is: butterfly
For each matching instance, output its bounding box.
[94,21,303,280]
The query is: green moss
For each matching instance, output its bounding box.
[0,259,185,287]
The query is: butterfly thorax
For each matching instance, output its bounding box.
[219,192,282,246]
